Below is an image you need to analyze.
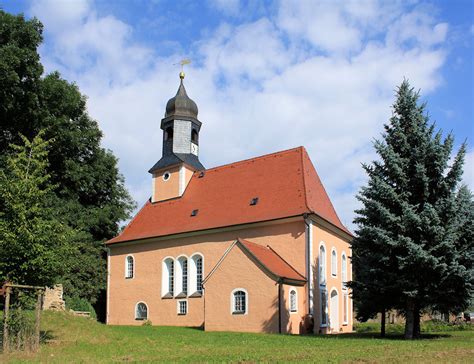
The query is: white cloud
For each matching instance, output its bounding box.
[28,0,451,231]
[463,150,474,191]
[209,0,241,16]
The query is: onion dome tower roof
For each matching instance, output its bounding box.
[164,72,198,120]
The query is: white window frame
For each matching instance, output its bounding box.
[320,288,328,327]
[135,301,148,320]
[341,252,347,290]
[189,253,204,295]
[343,292,349,325]
[231,288,248,315]
[331,247,337,277]
[319,242,326,286]
[161,257,175,297]
[177,300,188,315]
[162,170,171,181]
[176,255,189,296]
[125,255,135,279]
[289,288,298,314]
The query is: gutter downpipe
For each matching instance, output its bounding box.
[304,214,314,317]
[278,279,283,334]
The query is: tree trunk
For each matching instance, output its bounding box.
[413,306,421,339]
[404,299,415,339]
[381,308,386,337]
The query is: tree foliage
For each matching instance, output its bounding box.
[350,80,474,339]
[0,11,135,306]
[0,133,73,286]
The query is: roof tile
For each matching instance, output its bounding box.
[107,147,350,245]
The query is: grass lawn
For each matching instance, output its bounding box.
[1,311,473,363]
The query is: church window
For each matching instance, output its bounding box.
[163,171,171,181]
[289,289,297,313]
[135,302,148,320]
[191,129,198,143]
[342,253,347,289]
[177,300,187,315]
[232,289,247,314]
[343,293,348,325]
[196,257,203,293]
[320,288,328,326]
[319,244,326,285]
[176,256,188,296]
[125,255,134,279]
[162,258,174,297]
[331,248,337,277]
[164,127,173,141]
[190,254,203,294]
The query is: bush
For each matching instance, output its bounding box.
[65,296,97,319]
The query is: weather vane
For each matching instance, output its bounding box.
[174,58,191,80]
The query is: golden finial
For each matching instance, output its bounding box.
[174,58,191,80]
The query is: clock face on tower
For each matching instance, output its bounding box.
[191,143,198,156]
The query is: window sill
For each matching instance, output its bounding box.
[135,318,146,321]
[232,311,246,315]
[189,291,203,298]
[125,277,134,280]
[161,293,173,299]
[178,313,187,316]
[290,311,298,314]
[175,292,187,298]
[343,323,348,326]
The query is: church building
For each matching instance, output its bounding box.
[106,72,353,334]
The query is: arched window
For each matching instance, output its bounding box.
[135,302,148,320]
[319,244,326,285]
[320,288,328,326]
[189,254,204,295]
[343,293,349,325]
[125,255,134,279]
[191,129,198,143]
[331,248,337,277]
[289,289,297,313]
[164,127,173,141]
[341,253,347,289]
[231,289,247,314]
[162,258,174,297]
[176,256,188,296]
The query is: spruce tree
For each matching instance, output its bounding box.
[350,81,474,339]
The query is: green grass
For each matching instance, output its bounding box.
[1,311,473,363]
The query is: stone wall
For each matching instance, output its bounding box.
[43,284,66,311]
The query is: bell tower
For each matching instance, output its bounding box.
[149,72,205,203]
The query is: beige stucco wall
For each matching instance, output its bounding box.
[281,284,308,334]
[312,222,353,334]
[204,245,280,333]
[107,219,307,327]
[152,166,181,202]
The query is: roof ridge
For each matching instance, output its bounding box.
[202,146,304,174]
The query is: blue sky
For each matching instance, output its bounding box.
[3,0,473,230]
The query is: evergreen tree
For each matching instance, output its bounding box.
[0,133,73,286]
[350,81,474,339]
[0,10,135,307]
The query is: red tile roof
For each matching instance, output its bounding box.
[237,239,306,282]
[107,146,351,245]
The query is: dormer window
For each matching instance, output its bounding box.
[164,127,173,141]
